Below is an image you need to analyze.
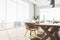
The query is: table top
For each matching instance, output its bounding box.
[26,22,60,27]
[34,23,60,27]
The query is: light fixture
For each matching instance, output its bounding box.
[50,0,55,8]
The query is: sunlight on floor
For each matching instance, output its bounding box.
[0,27,30,40]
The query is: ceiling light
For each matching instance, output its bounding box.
[50,0,55,8]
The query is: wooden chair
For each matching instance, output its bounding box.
[31,38,40,40]
[24,23,38,38]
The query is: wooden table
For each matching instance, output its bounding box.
[33,23,60,40]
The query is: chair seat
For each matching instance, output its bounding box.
[31,38,40,40]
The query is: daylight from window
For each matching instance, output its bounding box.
[40,8,60,21]
[0,0,29,28]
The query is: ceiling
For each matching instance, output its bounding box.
[28,0,60,8]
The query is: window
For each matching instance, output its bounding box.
[0,0,29,28]
[40,8,60,21]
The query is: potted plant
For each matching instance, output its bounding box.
[33,16,39,23]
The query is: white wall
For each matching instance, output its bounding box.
[23,0,34,21]
[23,0,41,21]
[29,3,34,20]
[35,5,40,17]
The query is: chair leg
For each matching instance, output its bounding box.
[30,30,35,38]
[36,29,40,34]
[24,30,28,36]
[34,30,36,35]
[30,30,37,38]
[30,30,32,39]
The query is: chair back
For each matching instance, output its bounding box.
[25,23,35,30]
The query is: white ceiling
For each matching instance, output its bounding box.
[28,0,60,8]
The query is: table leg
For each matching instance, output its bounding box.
[41,26,57,40]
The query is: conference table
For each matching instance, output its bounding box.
[31,23,60,40]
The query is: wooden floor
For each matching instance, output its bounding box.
[0,27,54,40]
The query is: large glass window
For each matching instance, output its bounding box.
[40,8,60,22]
[0,0,29,28]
